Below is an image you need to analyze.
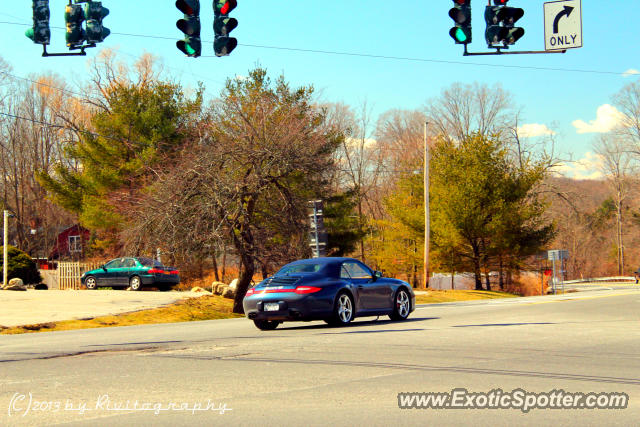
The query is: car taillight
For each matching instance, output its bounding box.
[148,268,164,274]
[245,288,256,297]
[170,270,179,275]
[295,286,322,294]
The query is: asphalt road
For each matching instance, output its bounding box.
[1,289,639,426]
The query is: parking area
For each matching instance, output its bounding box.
[0,289,209,327]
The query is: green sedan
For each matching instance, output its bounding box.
[81,257,180,291]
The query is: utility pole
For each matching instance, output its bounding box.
[423,122,430,288]
[3,210,9,288]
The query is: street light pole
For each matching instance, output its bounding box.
[423,122,430,288]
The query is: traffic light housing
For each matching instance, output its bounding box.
[65,3,86,48]
[449,0,472,45]
[485,0,524,47]
[176,0,201,57]
[84,1,110,43]
[26,0,50,45]
[213,0,238,56]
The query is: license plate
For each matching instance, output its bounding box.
[264,303,280,312]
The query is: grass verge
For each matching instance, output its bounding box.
[415,289,519,304]
[0,295,243,335]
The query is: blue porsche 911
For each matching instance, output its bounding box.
[243,257,415,330]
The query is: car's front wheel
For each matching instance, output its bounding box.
[129,276,142,291]
[85,276,97,290]
[326,292,354,326]
[389,288,411,321]
[253,319,280,330]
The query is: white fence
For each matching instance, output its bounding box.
[57,262,102,290]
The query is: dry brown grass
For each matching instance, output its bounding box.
[505,273,549,296]
[415,290,518,304]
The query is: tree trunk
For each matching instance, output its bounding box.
[233,251,255,314]
[472,242,483,291]
[212,252,220,282]
[221,245,227,282]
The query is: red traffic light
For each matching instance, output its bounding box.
[215,0,237,15]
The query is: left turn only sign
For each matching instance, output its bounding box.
[544,0,582,51]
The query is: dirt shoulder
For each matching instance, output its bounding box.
[0,289,222,328]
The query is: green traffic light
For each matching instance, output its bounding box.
[177,38,202,57]
[449,27,471,44]
[455,28,468,43]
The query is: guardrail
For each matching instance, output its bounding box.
[563,276,635,284]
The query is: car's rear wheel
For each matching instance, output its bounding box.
[253,319,280,330]
[326,292,354,326]
[85,276,97,290]
[389,288,411,321]
[130,276,142,291]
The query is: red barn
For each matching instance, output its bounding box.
[48,225,91,260]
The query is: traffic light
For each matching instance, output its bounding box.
[485,0,524,47]
[65,3,86,48]
[176,0,201,57]
[26,0,50,45]
[213,0,238,56]
[449,0,471,45]
[84,1,110,43]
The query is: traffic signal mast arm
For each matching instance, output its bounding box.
[455,0,567,56]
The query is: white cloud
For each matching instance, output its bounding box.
[554,152,605,180]
[623,69,640,78]
[572,104,625,134]
[345,137,377,150]
[517,123,555,138]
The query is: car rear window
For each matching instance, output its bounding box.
[137,258,162,267]
[276,263,323,275]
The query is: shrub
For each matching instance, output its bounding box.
[0,246,42,285]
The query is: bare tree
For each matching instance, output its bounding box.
[594,134,636,275]
[325,101,387,260]
[425,82,516,143]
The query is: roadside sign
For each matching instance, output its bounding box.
[544,0,582,51]
[548,250,569,261]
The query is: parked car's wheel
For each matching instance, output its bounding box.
[253,319,280,330]
[129,276,142,291]
[85,276,97,290]
[326,292,354,326]
[389,288,411,321]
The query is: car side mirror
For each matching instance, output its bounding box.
[374,271,383,278]
[101,265,106,271]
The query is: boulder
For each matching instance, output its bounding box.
[210,281,227,294]
[229,278,239,290]
[3,278,27,291]
[8,278,24,287]
[190,286,211,294]
[222,286,235,299]
[215,283,227,295]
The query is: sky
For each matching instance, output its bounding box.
[0,1,637,180]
